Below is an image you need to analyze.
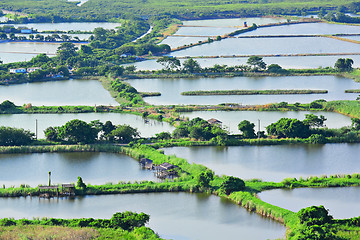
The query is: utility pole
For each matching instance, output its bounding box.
[35,119,38,140]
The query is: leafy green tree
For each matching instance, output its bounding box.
[334,58,354,72]
[182,58,201,73]
[238,120,256,138]
[266,118,310,138]
[351,118,360,130]
[220,176,245,195]
[61,119,98,143]
[44,126,62,142]
[156,56,181,71]
[56,42,78,63]
[247,56,266,71]
[109,125,139,143]
[298,206,333,226]
[303,114,327,128]
[0,100,17,111]
[155,131,171,139]
[0,126,34,146]
[196,170,214,188]
[267,64,284,73]
[308,134,327,144]
[76,176,86,190]
[111,211,149,231]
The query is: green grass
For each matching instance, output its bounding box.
[345,89,360,93]
[181,89,328,96]
[324,100,360,118]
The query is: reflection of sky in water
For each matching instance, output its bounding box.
[124,55,360,70]
[0,193,285,240]
[240,22,360,36]
[170,37,360,57]
[163,144,360,182]
[127,75,360,105]
[0,112,174,138]
[259,187,360,219]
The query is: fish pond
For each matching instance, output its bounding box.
[0,152,155,186]
[0,192,286,240]
[0,112,174,138]
[162,144,360,182]
[180,110,351,133]
[126,75,360,105]
[0,78,118,106]
[259,187,360,219]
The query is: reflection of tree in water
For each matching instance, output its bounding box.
[60,152,101,162]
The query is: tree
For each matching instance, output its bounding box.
[351,118,360,130]
[56,42,78,63]
[266,118,310,138]
[77,176,86,190]
[155,132,171,139]
[0,126,34,146]
[0,100,17,111]
[182,58,201,73]
[267,64,284,73]
[111,211,149,231]
[196,170,214,188]
[61,119,98,143]
[109,125,139,143]
[247,56,266,71]
[156,56,181,71]
[238,120,256,138]
[334,58,353,72]
[220,176,245,195]
[303,114,327,128]
[298,206,333,226]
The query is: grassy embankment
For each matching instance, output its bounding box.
[181,89,328,95]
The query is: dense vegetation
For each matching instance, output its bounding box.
[1,0,360,22]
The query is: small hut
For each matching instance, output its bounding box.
[207,118,222,126]
[154,162,179,179]
[61,184,75,196]
[38,185,59,198]
[140,158,153,170]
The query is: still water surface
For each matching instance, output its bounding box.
[125,55,360,70]
[0,41,84,63]
[0,192,285,240]
[127,75,360,105]
[163,144,360,182]
[180,111,351,133]
[0,112,174,138]
[170,37,360,57]
[0,22,121,32]
[0,152,155,186]
[0,79,118,106]
[240,22,360,36]
[259,187,360,219]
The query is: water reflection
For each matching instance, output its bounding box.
[259,187,360,219]
[0,112,174,138]
[0,152,155,186]
[0,192,285,240]
[163,144,360,182]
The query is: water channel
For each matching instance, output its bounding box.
[0,112,174,138]
[180,110,351,133]
[0,192,286,240]
[0,152,155,186]
[0,79,118,106]
[259,187,360,219]
[163,144,360,182]
[126,75,360,105]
